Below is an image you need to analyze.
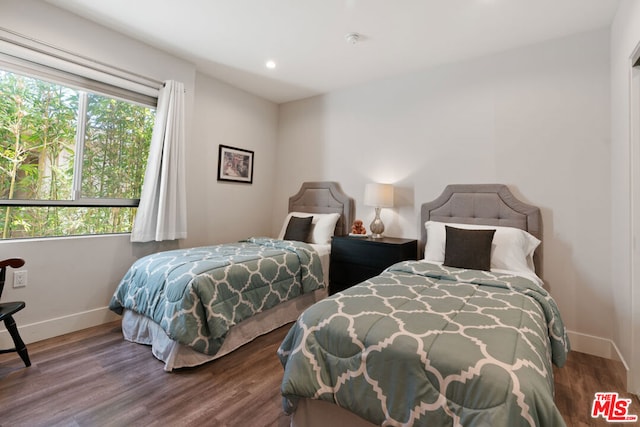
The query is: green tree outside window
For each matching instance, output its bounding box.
[0,70,155,239]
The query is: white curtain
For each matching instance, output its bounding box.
[130,80,187,242]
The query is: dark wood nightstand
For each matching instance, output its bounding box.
[329,236,418,295]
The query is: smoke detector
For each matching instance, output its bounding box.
[345,32,361,45]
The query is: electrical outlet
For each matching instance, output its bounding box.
[13,270,27,288]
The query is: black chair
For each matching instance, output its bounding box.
[0,258,30,367]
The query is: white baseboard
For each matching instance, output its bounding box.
[0,306,120,347]
[567,330,629,370]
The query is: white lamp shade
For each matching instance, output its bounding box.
[364,183,394,208]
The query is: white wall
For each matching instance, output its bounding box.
[611,0,640,395]
[0,0,278,347]
[275,30,613,357]
[0,235,175,344]
[187,72,279,247]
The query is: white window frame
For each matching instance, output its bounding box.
[0,27,160,209]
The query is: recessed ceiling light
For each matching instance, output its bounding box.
[266,60,276,69]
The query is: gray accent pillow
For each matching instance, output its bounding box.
[283,216,313,242]
[444,226,495,271]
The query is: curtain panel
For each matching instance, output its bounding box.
[131,80,187,242]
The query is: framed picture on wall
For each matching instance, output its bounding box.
[217,144,254,184]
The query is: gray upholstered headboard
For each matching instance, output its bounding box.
[289,181,355,237]
[420,184,543,276]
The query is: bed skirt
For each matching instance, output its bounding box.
[290,398,375,427]
[122,287,327,371]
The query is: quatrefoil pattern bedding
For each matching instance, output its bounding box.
[278,261,569,427]
[110,238,324,356]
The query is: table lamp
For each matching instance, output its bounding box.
[364,183,394,238]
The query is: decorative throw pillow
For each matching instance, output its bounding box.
[283,216,313,242]
[443,226,496,271]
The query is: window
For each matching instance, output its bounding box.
[0,69,156,239]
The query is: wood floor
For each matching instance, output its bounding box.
[0,321,637,427]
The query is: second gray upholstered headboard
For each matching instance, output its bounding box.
[420,184,543,276]
[289,181,355,237]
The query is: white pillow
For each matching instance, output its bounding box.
[424,221,540,276]
[278,212,341,245]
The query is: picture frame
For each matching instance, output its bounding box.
[217,144,254,184]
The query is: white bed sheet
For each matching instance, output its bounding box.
[310,243,330,286]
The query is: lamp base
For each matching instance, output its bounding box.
[369,207,385,238]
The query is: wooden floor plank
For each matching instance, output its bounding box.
[0,321,637,426]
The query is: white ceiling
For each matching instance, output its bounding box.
[46,0,619,104]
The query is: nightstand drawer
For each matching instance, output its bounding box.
[329,236,417,295]
[330,260,380,287]
[332,241,409,268]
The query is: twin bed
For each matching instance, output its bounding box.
[109,182,569,426]
[109,181,354,371]
[278,184,569,426]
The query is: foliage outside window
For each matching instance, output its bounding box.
[0,69,156,239]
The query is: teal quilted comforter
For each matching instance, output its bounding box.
[110,238,324,356]
[278,261,570,427]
